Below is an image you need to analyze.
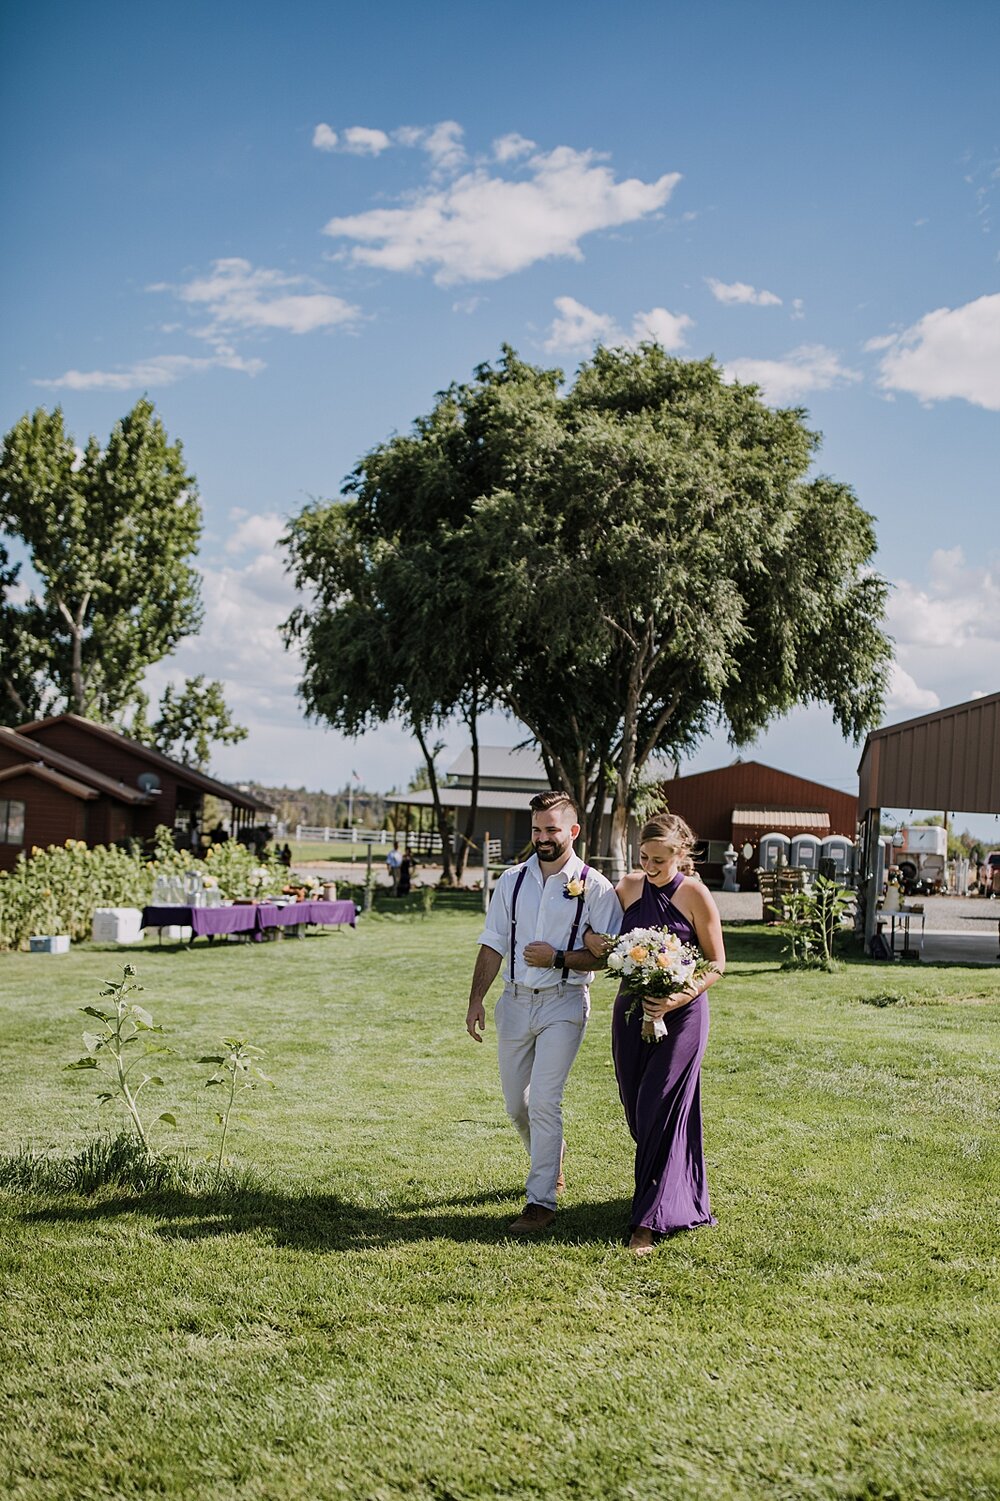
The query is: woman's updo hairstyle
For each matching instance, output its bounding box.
[639,810,696,863]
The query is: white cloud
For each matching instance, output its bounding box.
[493,132,536,163]
[35,350,264,392]
[869,293,1000,411]
[882,547,1000,717]
[323,144,681,285]
[791,298,805,321]
[388,121,468,172]
[313,123,391,156]
[341,125,392,156]
[706,278,782,307]
[723,344,862,403]
[38,258,360,392]
[544,296,620,353]
[225,511,287,555]
[885,662,940,713]
[422,120,466,173]
[164,257,360,337]
[160,546,301,724]
[544,297,693,355]
[631,306,693,350]
[888,547,1000,652]
[141,532,427,788]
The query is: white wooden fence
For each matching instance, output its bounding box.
[294,825,446,853]
[295,826,394,844]
[295,826,502,863]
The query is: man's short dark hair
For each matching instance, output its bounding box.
[529,790,579,821]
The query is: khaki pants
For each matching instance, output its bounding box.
[495,980,590,1210]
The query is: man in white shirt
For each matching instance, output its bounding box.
[385,842,402,895]
[466,791,623,1233]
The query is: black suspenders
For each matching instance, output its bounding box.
[508,865,529,984]
[508,863,590,984]
[563,864,590,978]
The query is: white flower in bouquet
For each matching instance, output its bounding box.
[605,925,711,1042]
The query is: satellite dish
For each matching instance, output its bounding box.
[138,772,161,793]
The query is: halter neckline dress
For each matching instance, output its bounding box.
[611,871,716,1236]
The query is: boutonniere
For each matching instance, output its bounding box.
[564,877,586,899]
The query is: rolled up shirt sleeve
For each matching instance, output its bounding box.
[584,879,624,940]
[476,875,511,956]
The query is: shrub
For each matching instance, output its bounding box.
[779,877,855,970]
[0,831,286,950]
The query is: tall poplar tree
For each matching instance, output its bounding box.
[0,399,203,722]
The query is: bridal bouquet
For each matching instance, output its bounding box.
[606,926,712,1043]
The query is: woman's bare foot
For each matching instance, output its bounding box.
[628,1227,655,1255]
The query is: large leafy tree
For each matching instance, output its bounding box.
[0,399,203,722]
[284,344,891,876]
[468,346,891,871]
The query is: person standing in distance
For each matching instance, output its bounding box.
[465,791,622,1234]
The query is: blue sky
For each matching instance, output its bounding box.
[3,1,998,836]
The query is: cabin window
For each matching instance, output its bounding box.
[0,799,26,844]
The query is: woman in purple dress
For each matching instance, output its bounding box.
[590,812,726,1255]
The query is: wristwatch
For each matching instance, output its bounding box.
[553,949,566,969]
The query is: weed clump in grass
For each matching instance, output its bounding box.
[0,1133,263,1198]
[858,990,911,1008]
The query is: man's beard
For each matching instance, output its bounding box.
[534,836,569,860]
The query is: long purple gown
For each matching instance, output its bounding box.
[611,872,716,1236]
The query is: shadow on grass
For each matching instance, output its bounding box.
[21,1184,636,1250]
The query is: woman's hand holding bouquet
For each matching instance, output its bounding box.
[603,926,714,1042]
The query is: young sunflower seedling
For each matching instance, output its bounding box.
[65,963,176,1153]
[201,1039,273,1181]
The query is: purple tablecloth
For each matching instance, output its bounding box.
[141,900,357,940]
[260,900,357,928]
[141,904,260,937]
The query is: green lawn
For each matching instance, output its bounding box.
[285,837,395,865]
[1,918,998,1501]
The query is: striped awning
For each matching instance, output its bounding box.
[731,807,830,831]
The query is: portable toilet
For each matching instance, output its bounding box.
[821,835,853,880]
[790,834,821,871]
[759,832,791,871]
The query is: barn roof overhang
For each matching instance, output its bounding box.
[857,692,1000,816]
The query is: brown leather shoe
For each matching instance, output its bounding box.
[508,1203,556,1234]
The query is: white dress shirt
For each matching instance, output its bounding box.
[477,852,623,987]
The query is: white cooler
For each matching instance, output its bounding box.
[92,907,144,944]
[29,935,71,953]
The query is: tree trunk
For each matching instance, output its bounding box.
[608,651,643,881]
[57,593,90,715]
[586,762,608,870]
[455,692,481,881]
[412,719,454,884]
[1,674,27,722]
